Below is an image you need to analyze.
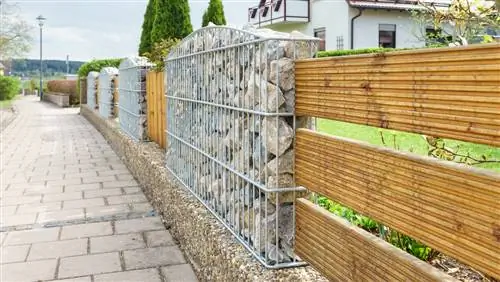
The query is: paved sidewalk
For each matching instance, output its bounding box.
[0,96,198,282]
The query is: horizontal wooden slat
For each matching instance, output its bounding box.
[295,128,500,279]
[295,44,500,147]
[295,199,458,282]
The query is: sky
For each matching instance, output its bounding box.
[10,0,251,61]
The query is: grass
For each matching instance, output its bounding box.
[0,95,19,109]
[317,119,500,172]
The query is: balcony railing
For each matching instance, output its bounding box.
[248,0,309,27]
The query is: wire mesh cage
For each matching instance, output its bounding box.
[165,25,318,268]
[87,71,99,110]
[98,67,119,119]
[118,57,154,141]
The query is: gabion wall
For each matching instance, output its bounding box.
[165,25,318,268]
[86,71,99,110]
[118,57,153,141]
[98,67,119,119]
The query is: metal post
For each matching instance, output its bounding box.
[36,15,46,100]
[39,26,42,99]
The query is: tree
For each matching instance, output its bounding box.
[0,2,33,58]
[150,0,193,44]
[202,0,227,27]
[138,0,156,55]
[413,0,499,46]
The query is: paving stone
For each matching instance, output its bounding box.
[29,174,64,182]
[2,189,25,197]
[130,203,154,213]
[102,180,138,189]
[145,230,175,247]
[1,245,30,263]
[123,187,141,194]
[50,277,92,282]
[84,188,122,199]
[47,178,82,186]
[107,194,147,205]
[0,205,18,216]
[0,259,57,281]
[123,246,186,270]
[4,227,60,245]
[162,264,199,282]
[82,176,117,184]
[90,233,145,253]
[115,217,164,234]
[0,213,37,227]
[64,171,98,179]
[116,174,135,181]
[65,183,101,192]
[1,195,41,206]
[63,198,105,209]
[43,192,82,203]
[17,202,61,214]
[58,252,121,278]
[29,238,87,260]
[61,222,112,240]
[86,204,130,219]
[24,186,64,195]
[38,209,85,224]
[97,169,130,176]
[95,268,162,282]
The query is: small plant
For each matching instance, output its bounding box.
[144,38,180,71]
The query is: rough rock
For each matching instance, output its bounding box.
[262,117,294,156]
[269,58,295,92]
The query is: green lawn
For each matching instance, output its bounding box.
[0,95,19,109]
[317,119,500,172]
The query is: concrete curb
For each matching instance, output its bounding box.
[81,105,326,282]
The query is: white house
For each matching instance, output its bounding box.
[247,0,450,51]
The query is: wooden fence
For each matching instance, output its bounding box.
[146,71,166,148]
[294,43,500,281]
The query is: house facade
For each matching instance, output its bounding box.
[247,0,449,51]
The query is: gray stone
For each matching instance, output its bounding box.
[162,264,199,282]
[266,149,294,176]
[90,233,145,253]
[28,238,87,260]
[58,253,121,278]
[95,269,162,282]
[262,117,294,156]
[0,259,57,281]
[269,58,295,92]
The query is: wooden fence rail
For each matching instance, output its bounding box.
[146,71,166,148]
[294,43,500,281]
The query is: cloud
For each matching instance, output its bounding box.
[13,0,251,61]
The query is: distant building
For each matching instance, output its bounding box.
[247,0,450,50]
[0,62,4,76]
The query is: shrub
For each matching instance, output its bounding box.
[144,38,180,71]
[77,58,122,78]
[47,80,77,95]
[139,0,156,55]
[0,76,21,101]
[151,0,193,43]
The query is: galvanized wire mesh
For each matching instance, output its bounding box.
[118,57,154,141]
[165,25,318,268]
[86,71,99,110]
[98,67,119,119]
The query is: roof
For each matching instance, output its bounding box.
[347,0,450,10]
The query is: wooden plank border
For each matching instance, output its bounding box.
[296,199,457,282]
[295,44,500,147]
[295,128,500,279]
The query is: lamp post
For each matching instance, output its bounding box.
[36,15,46,100]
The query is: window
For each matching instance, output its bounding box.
[314,28,326,51]
[379,24,396,48]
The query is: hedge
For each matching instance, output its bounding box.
[77,58,122,78]
[0,76,21,101]
[316,47,412,58]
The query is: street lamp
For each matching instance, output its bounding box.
[36,14,46,100]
